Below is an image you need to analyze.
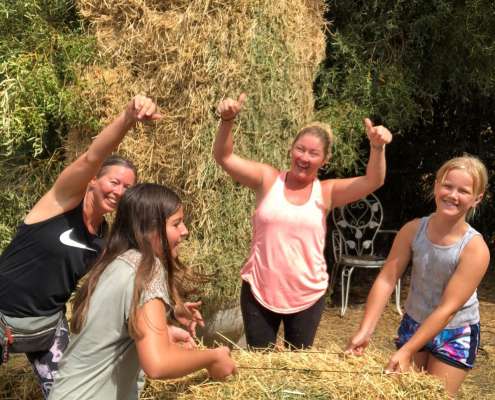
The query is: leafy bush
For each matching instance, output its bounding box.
[0,0,97,249]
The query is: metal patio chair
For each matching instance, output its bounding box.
[330,193,402,317]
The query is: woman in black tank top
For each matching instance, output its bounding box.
[0,95,161,398]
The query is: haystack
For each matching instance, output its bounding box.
[72,0,327,304]
[141,345,449,399]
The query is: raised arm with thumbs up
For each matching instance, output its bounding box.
[213,93,278,193]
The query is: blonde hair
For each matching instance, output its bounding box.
[436,155,488,219]
[292,122,334,162]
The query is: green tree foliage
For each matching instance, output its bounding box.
[316,0,495,240]
[0,0,97,248]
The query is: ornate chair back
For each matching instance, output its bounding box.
[332,192,383,258]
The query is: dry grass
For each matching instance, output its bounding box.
[141,346,448,399]
[71,0,327,305]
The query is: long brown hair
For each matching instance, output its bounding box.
[71,183,188,337]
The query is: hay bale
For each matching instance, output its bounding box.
[73,0,327,304]
[141,346,449,399]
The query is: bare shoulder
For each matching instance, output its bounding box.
[393,218,422,245]
[320,178,335,209]
[260,164,280,192]
[462,233,490,260]
[401,218,421,234]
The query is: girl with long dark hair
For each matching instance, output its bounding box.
[49,183,236,400]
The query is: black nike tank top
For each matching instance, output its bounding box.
[0,203,106,317]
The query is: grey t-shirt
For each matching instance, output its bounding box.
[49,249,171,400]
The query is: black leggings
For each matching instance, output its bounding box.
[240,281,325,349]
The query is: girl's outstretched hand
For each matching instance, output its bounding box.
[385,348,413,373]
[345,329,371,356]
[124,95,162,123]
[174,301,205,337]
[216,93,247,122]
[167,325,196,350]
[364,118,392,147]
[207,346,237,380]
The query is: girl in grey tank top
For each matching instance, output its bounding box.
[346,156,490,397]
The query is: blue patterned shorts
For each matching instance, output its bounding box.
[395,313,480,370]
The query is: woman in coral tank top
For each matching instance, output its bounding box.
[213,93,392,349]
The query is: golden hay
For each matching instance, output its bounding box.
[0,355,40,400]
[72,0,327,304]
[141,345,449,399]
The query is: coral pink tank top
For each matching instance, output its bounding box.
[241,172,329,313]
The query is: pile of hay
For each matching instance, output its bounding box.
[0,356,40,400]
[73,0,327,305]
[141,345,448,399]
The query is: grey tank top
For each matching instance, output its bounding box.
[404,216,480,328]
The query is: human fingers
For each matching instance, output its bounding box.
[364,118,375,136]
[344,330,369,355]
[185,300,202,308]
[344,344,364,356]
[182,331,197,349]
[130,95,162,122]
[188,320,197,337]
[208,347,237,380]
[185,302,205,327]
[237,93,247,109]
[373,125,392,145]
[384,361,398,374]
[137,97,154,119]
[384,356,402,374]
[133,95,146,113]
[169,325,196,347]
[217,94,246,120]
[216,98,233,114]
[150,112,162,120]
[344,340,367,356]
[143,97,157,117]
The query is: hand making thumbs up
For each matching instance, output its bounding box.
[216,93,247,122]
[364,118,392,149]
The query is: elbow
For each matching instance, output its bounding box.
[78,151,100,169]
[213,150,223,166]
[140,352,169,380]
[374,175,386,189]
[431,302,459,327]
[142,362,174,380]
[368,176,385,192]
[143,366,162,380]
[213,151,229,169]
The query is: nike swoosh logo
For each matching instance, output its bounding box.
[59,229,97,252]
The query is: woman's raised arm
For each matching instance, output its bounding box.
[25,95,160,222]
[213,93,276,192]
[328,118,392,209]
